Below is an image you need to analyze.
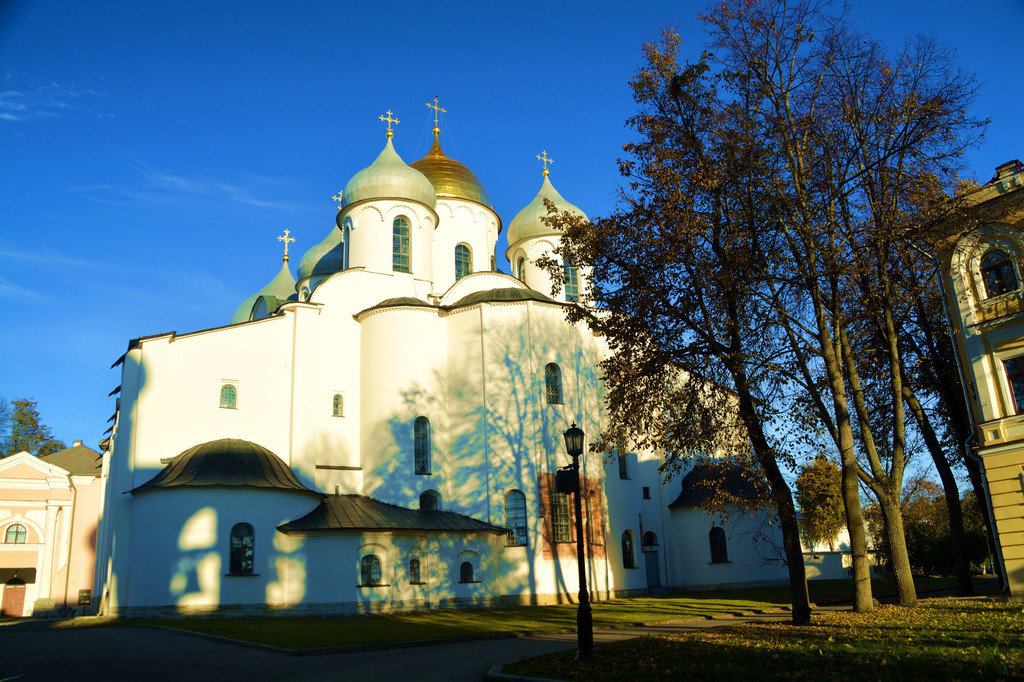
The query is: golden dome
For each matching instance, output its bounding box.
[410,130,492,208]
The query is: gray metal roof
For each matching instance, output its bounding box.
[131,438,322,498]
[278,494,508,535]
[38,444,102,476]
[668,463,765,509]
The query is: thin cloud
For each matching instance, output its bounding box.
[71,159,313,212]
[0,77,107,122]
[0,274,50,302]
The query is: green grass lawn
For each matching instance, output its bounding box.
[76,575,979,650]
[502,598,1024,681]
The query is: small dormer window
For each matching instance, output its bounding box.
[980,249,1019,298]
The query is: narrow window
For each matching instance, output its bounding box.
[219,384,236,409]
[504,490,528,547]
[455,243,472,280]
[642,486,651,499]
[516,257,526,281]
[551,491,571,543]
[332,393,344,417]
[563,263,579,302]
[4,524,26,544]
[409,558,421,583]
[229,523,254,574]
[393,217,411,273]
[1006,357,1024,414]
[419,490,440,511]
[490,255,497,272]
[621,531,636,569]
[414,416,431,474]
[981,250,1018,298]
[360,555,383,586]
[618,452,628,480]
[709,526,729,564]
[544,363,562,405]
[459,561,474,583]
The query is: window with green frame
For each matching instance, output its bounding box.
[455,243,472,280]
[4,524,26,544]
[393,217,411,272]
[563,263,579,302]
[219,384,236,409]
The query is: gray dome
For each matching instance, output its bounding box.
[507,174,587,246]
[131,438,321,497]
[230,260,296,324]
[297,227,345,280]
[342,137,437,210]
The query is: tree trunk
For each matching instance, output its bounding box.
[876,492,918,605]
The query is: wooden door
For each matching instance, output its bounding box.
[2,579,26,617]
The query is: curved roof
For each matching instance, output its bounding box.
[297,226,345,281]
[278,494,508,534]
[668,463,764,509]
[342,137,437,210]
[131,438,322,497]
[507,174,588,246]
[449,287,555,308]
[409,133,492,208]
[230,260,296,324]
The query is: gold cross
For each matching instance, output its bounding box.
[537,150,554,177]
[332,190,343,209]
[426,95,446,127]
[278,229,295,262]
[379,109,400,138]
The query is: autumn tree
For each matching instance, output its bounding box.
[2,399,66,457]
[795,455,845,549]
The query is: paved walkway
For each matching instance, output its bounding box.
[0,608,845,682]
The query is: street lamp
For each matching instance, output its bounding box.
[562,422,594,661]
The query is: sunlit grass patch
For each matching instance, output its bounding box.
[502,599,1024,681]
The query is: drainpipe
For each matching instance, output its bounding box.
[63,474,77,610]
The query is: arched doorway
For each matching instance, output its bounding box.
[2,578,26,617]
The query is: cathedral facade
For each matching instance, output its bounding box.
[93,112,789,617]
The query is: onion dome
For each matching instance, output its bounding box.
[230,259,296,324]
[130,438,322,497]
[341,136,437,211]
[410,128,492,207]
[297,226,345,280]
[507,170,588,246]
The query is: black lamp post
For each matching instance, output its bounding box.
[562,421,594,661]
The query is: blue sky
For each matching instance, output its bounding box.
[1,0,1020,449]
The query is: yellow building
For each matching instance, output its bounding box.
[940,159,1024,596]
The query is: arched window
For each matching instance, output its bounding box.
[219,384,236,409]
[4,524,26,544]
[516,257,526,281]
[643,531,658,547]
[981,250,1019,298]
[419,490,440,511]
[393,217,411,273]
[360,555,383,586]
[504,490,528,547]
[229,523,254,574]
[490,255,497,272]
[409,558,421,583]
[332,393,344,417]
[621,531,636,569]
[455,243,472,280]
[550,491,571,543]
[1005,357,1024,414]
[563,263,579,302]
[414,416,431,474]
[544,363,562,405]
[709,526,729,564]
[459,561,474,583]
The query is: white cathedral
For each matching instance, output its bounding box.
[94,109,796,618]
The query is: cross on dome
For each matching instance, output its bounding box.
[332,191,343,210]
[426,95,446,134]
[379,109,400,139]
[537,150,554,177]
[278,229,295,262]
